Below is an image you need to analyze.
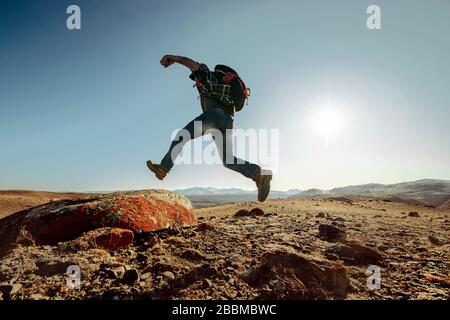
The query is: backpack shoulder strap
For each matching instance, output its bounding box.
[214,64,238,75]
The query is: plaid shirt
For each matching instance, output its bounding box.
[191,64,235,111]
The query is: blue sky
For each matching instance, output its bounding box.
[1,0,449,192]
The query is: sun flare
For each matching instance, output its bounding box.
[310,107,344,141]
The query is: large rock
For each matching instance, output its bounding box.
[240,248,350,299]
[325,241,383,265]
[0,190,196,246]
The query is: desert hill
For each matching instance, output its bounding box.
[0,190,90,219]
[288,179,450,207]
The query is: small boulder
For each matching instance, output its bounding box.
[0,190,196,246]
[316,212,326,218]
[106,265,126,280]
[234,209,251,217]
[325,241,383,265]
[73,227,134,250]
[428,234,443,246]
[136,252,149,262]
[196,222,215,232]
[250,208,265,216]
[122,268,140,284]
[0,283,22,299]
[234,208,265,218]
[318,224,346,242]
[181,248,206,261]
[161,271,176,281]
[408,211,420,217]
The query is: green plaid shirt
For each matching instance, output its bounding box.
[199,83,234,107]
[190,64,235,114]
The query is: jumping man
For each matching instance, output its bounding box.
[147,55,272,202]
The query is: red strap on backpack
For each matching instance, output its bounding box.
[223,72,236,84]
[194,79,203,88]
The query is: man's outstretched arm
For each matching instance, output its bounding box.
[160,55,200,72]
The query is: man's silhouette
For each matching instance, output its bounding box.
[147,55,272,202]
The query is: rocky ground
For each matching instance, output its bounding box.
[0,197,448,300]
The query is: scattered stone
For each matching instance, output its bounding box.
[316,212,325,218]
[161,271,175,281]
[164,236,186,245]
[140,272,151,280]
[428,234,443,246]
[365,240,377,248]
[235,208,265,218]
[424,273,450,287]
[408,211,420,217]
[136,252,148,262]
[196,222,215,232]
[318,224,346,242]
[29,293,49,300]
[234,209,251,217]
[181,248,206,261]
[73,227,134,250]
[0,283,22,299]
[122,268,140,284]
[250,208,264,216]
[148,261,179,274]
[325,241,383,265]
[142,234,159,247]
[202,279,213,288]
[107,266,126,280]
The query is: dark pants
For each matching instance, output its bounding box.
[161,107,260,179]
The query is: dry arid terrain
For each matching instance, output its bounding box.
[0,190,448,300]
[0,191,89,219]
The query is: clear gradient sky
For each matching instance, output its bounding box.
[1,0,449,192]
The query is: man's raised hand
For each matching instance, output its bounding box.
[160,55,177,68]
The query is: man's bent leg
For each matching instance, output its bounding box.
[160,119,197,172]
[160,111,216,172]
[215,127,260,179]
[215,124,272,202]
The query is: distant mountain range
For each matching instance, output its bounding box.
[288,179,450,208]
[174,179,450,209]
[174,187,301,198]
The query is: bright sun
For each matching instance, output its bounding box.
[310,107,344,141]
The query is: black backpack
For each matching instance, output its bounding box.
[214,65,250,112]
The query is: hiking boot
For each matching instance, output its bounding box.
[146,160,168,181]
[253,169,272,202]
